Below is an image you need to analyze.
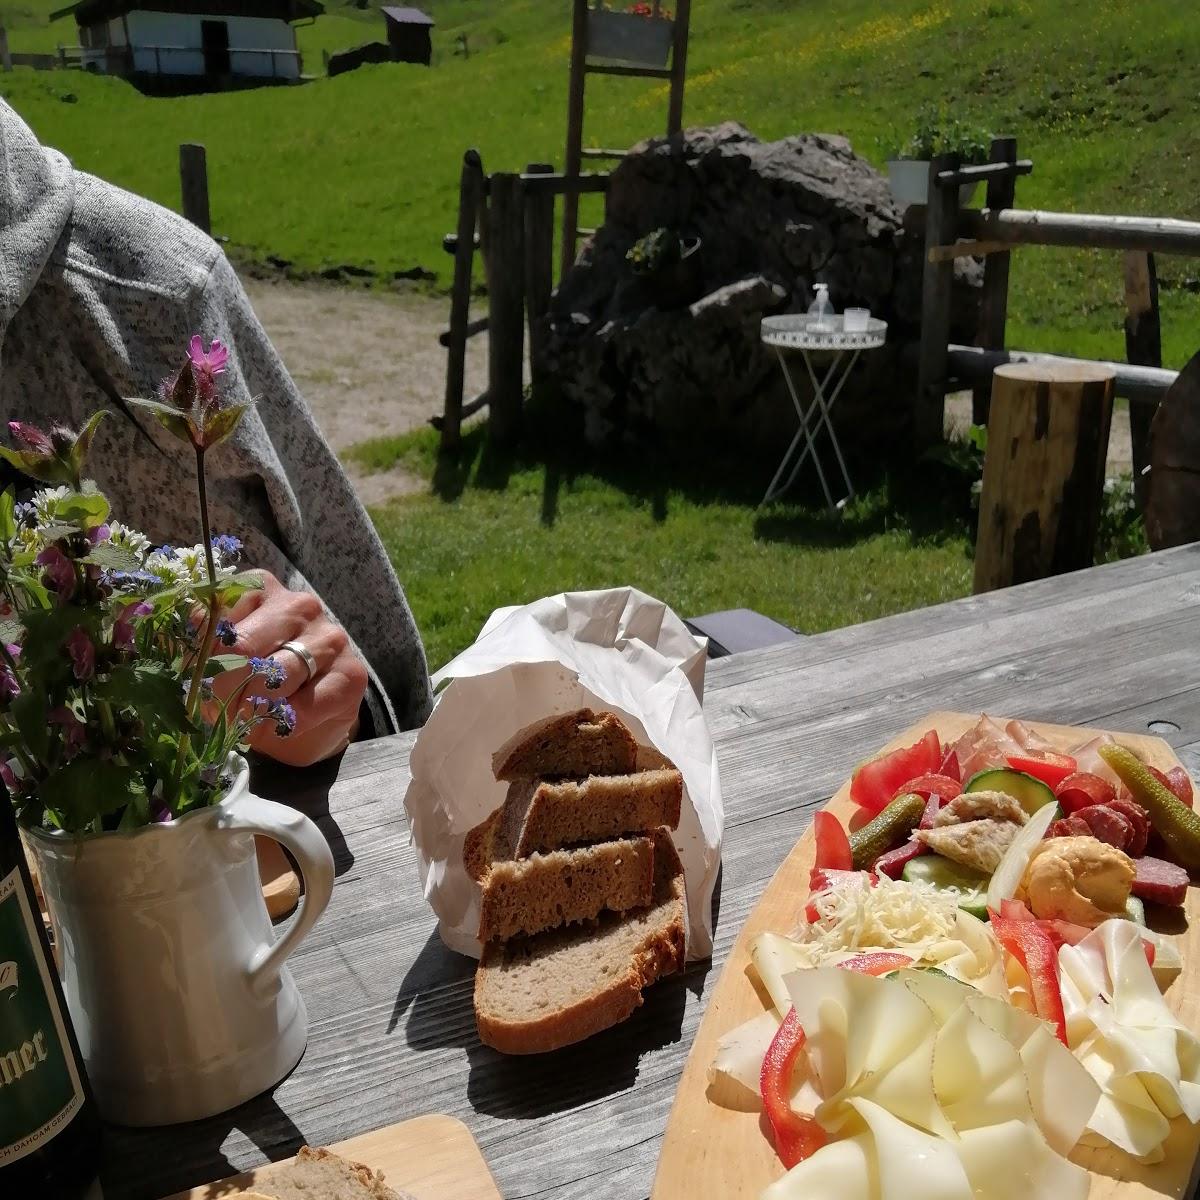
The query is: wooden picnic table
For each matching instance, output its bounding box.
[101,543,1200,1200]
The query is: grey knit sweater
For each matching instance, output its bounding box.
[0,100,432,733]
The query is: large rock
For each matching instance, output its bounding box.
[542,123,980,454]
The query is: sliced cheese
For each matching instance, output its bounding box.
[707,1010,779,1111]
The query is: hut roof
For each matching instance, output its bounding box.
[381,5,433,26]
[51,0,322,23]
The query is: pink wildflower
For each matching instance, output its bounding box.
[112,602,152,652]
[49,707,87,756]
[8,421,54,453]
[0,759,18,793]
[66,626,95,681]
[188,335,229,379]
[36,546,76,601]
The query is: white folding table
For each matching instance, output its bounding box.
[759,314,887,511]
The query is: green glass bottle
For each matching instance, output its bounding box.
[0,794,101,1197]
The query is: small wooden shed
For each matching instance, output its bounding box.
[380,5,431,65]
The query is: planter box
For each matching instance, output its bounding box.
[886,159,980,211]
[586,9,674,68]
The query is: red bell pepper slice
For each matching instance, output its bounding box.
[1008,751,1077,791]
[895,772,963,804]
[759,1008,826,1168]
[760,955,914,1167]
[988,908,1068,1044]
[850,730,942,815]
[812,811,852,871]
[835,951,913,976]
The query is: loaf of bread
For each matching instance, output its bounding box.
[501,769,683,859]
[474,829,686,1054]
[491,708,638,781]
[243,1146,413,1200]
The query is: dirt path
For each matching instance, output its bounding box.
[242,277,488,503]
[243,277,1136,504]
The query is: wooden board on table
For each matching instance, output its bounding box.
[652,712,1200,1200]
[162,1115,501,1200]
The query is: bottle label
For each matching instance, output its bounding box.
[0,867,84,1167]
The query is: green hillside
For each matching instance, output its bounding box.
[3,0,1199,364]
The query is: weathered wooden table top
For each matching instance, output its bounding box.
[101,543,1200,1200]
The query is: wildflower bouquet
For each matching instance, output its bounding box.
[0,336,296,834]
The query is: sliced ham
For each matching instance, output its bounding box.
[1005,719,1058,754]
[1132,856,1190,906]
[1070,734,1132,801]
[953,715,1024,780]
[1075,805,1134,851]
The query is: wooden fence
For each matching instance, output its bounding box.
[914,135,1199,500]
[436,149,611,451]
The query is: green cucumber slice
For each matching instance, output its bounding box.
[963,767,1057,814]
[902,854,989,919]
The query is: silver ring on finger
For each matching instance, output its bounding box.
[278,639,319,685]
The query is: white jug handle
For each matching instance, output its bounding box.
[218,791,335,998]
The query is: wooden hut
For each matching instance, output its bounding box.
[380,5,431,65]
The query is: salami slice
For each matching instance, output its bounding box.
[1106,796,1150,857]
[873,839,926,879]
[1132,856,1189,906]
[1076,804,1134,851]
[1055,771,1116,815]
[1048,815,1093,838]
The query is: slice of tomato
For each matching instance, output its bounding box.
[894,773,963,804]
[1055,771,1116,815]
[812,811,852,871]
[850,730,942,816]
[1007,751,1077,791]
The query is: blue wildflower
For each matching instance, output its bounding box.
[151,544,175,559]
[266,699,296,738]
[13,501,36,529]
[248,655,287,690]
[210,534,243,563]
[215,618,238,647]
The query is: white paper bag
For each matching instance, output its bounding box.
[403,587,724,960]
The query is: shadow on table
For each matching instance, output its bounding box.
[101,1090,308,1198]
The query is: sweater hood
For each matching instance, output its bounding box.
[0,99,74,357]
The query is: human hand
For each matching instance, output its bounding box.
[210,570,369,766]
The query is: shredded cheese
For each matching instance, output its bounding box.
[804,873,962,958]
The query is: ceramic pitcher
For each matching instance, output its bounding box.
[22,756,334,1127]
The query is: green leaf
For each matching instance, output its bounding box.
[81,541,142,572]
[205,653,247,676]
[0,446,72,485]
[39,759,147,831]
[128,397,193,445]
[98,662,189,732]
[11,689,48,762]
[69,410,108,478]
[195,570,263,608]
[0,488,15,543]
[201,403,250,449]
[18,605,84,675]
[56,490,110,530]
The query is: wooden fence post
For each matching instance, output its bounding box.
[974,361,1115,593]
[972,136,1018,425]
[441,149,485,452]
[915,152,959,448]
[487,172,526,447]
[1123,250,1161,512]
[666,0,691,135]
[523,163,555,407]
[0,28,12,72]
[179,143,211,235]
[561,0,588,278]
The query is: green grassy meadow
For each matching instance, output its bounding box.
[4,0,1200,364]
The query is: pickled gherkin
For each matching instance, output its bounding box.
[849,792,926,870]
[1100,744,1200,870]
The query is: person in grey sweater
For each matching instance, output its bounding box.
[0,100,432,758]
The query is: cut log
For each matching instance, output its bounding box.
[974,361,1115,594]
[1145,347,1200,550]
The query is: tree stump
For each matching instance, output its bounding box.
[1145,346,1200,549]
[974,361,1115,594]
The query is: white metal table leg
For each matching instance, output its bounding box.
[800,347,859,503]
[768,345,835,511]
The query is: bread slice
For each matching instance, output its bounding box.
[501,769,683,859]
[480,833,656,942]
[474,829,686,1054]
[246,1146,413,1200]
[491,708,638,781]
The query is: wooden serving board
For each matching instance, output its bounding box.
[161,1115,502,1199]
[653,712,1200,1200]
